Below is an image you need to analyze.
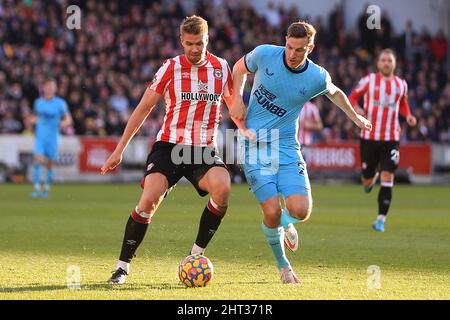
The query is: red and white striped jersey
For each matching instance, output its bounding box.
[148,52,232,147]
[349,73,411,141]
[298,101,321,146]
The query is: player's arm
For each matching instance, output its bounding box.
[28,113,37,125]
[325,84,372,131]
[399,81,417,127]
[61,113,73,129]
[28,100,38,125]
[223,95,256,141]
[101,88,161,174]
[230,57,251,121]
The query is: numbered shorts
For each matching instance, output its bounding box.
[242,162,311,203]
[360,139,400,178]
[34,139,58,161]
[141,141,229,197]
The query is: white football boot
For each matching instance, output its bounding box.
[284,223,299,252]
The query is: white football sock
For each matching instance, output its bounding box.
[191,243,205,255]
[116,260,130,274]
[377,215,386,222]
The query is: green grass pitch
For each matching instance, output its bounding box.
[0,183,449,300]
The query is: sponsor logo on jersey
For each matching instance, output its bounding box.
[181,92,221,102]
[373,100,396,108]
[253,84,287,117]
[198,80,208,92]
[265,67,274,77]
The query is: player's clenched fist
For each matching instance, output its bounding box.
[101,150,122,174]
[230,99,247,121]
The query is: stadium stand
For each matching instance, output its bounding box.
[0,0,449,143]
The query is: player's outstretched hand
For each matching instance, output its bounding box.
[355,114,372,131]
[239,128,257,141]
[406,114,417,127]
[101,151,122,175]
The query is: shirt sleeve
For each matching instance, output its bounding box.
[244,45,267,73]
[399,80,412,117]
[148,59,174,94]
[33,100,38,114]
[314,68,335,97]
[349,75,370,106]
[61,100,69,116]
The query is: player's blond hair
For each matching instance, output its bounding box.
[287,21,316,45]
[180,15,208,36]
[378,48,397,60]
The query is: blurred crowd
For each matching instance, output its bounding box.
[0,0,449,143]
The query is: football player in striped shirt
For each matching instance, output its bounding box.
[101,15,253,284]
[349,49,417,232]
[297,100,323,147]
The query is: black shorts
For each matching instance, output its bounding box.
[142,141,229,197]
[360,139,400,179]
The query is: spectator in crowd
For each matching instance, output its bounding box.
[429,29,448,63]
[0,0,449,145]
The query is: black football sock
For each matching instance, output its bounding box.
[378,186,392,217]
[118,208,150,263]
[193,199,226,252]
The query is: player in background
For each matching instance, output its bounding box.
[230,21,372,284]
[101,16,253,285]
[30,78,72,198]
[297,100,323,146]
[349,49,417,232]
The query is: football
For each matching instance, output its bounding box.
[178,254,214,287]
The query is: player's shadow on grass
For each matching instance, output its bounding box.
[221,280,272,285]
[0,280,273,293]
[0,282,185,293]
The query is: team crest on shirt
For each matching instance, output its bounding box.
[213,69,223,80]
